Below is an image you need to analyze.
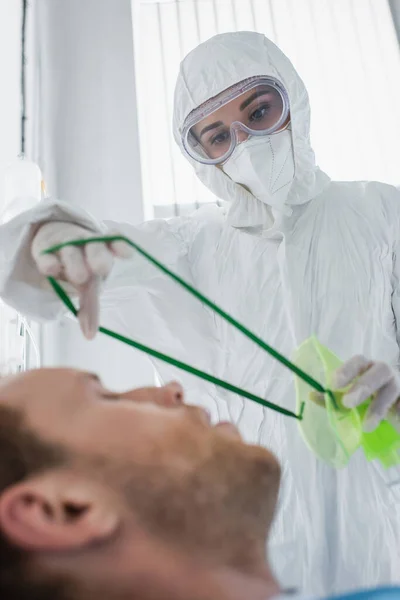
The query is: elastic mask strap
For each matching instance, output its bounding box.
[43,235,332,419]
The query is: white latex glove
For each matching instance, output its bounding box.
[31,221,133,339]
[333,356,400,432]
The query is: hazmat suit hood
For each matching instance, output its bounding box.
[173,31,330,227]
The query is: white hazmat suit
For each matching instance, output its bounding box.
[1,32,400,595]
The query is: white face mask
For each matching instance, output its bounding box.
[222,129,295,210]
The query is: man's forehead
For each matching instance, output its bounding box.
[0,368,93,409]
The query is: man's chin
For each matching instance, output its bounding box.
[214,420,280,478]
[213,421,243,440]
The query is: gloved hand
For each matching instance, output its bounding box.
[31,221,133,339]
[333,356,400,432]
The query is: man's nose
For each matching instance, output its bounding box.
[160,381,184,407]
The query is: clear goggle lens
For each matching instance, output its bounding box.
[182,77,290,165]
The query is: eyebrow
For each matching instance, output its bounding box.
[239,89,272,111]
[85,371,100,381]
[199,120,224,139]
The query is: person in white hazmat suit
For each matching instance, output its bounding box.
[0,31,400,596]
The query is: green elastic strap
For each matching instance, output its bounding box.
[42,234,332,420]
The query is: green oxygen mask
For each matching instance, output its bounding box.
[43,235,400,470]
[294,337,400,468]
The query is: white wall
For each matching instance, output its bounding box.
[36,0,154,390]
[0,1,22,201]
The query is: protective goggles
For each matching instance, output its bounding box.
[181,76,290,165]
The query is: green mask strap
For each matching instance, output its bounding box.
[42,234,335,420]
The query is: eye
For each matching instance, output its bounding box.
[209,130,230,146]
[249,103,271,123]
[87,373,121,402]
[99,388,121,402]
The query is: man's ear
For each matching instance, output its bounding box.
[0,470,119,551]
